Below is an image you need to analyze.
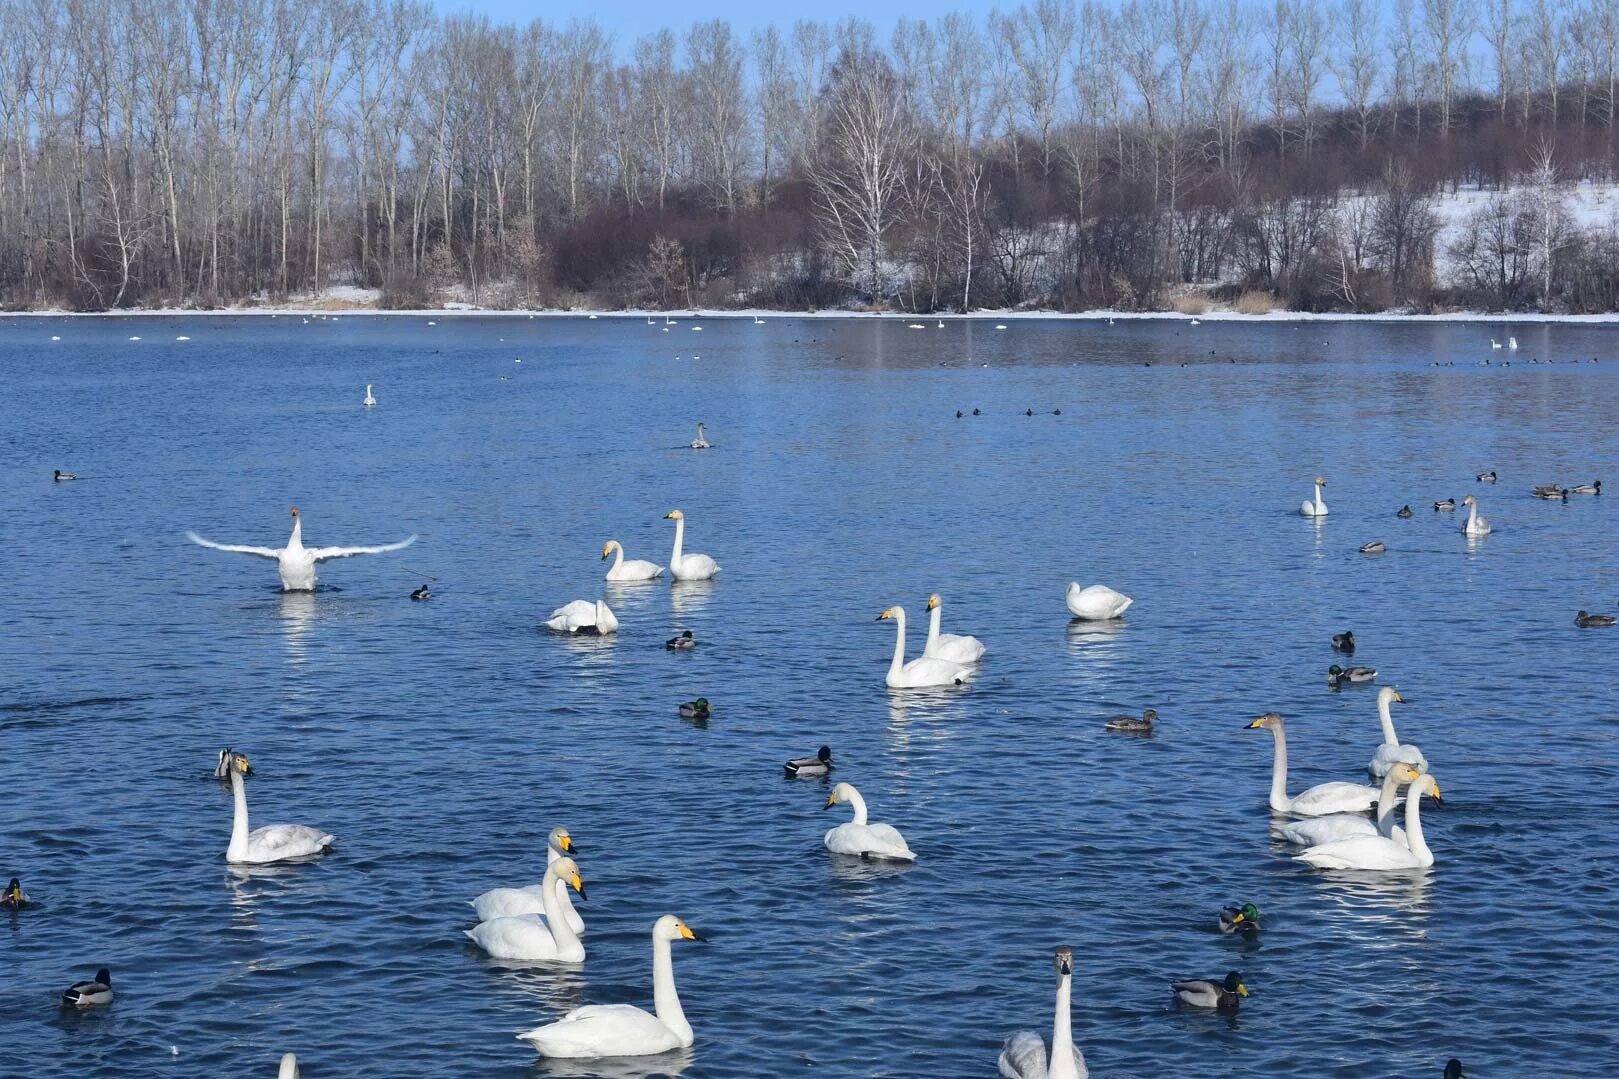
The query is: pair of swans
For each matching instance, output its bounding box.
[470,826,585,934]
[189,507,416,591]
[546,600,618,635]
[1300,476,1328,517]
[1461,495,1491,536]
[222,751,335,864]
[876,605,972,688]
[519,914,703,1057]
[999,946,1086,1079]
[1247,713,1381,816]
[1279,762,1424,846]
[1065,582,1132,620]
[1295,773,1442,869]
[824,782,915,860]
[601,540,663,581]
[464,856,587,961]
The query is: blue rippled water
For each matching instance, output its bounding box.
[3,314,1616,1078]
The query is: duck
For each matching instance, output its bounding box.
[1247,712,1380,816]
[1300,476,1328,517]
[663,510,721,580]
[3,877,28,910]
[877,606,971,688]
[1460,494,1491,536]
[1532,485,1568,500]
[601,539,664,581]
[518,915,704,1057]
[1576,610,1617,627]
[1433,498,1456,511]
[1294,773,1442,869]
[1172,970,1247,1009]
[824,782,915,860]
[61,968,113,1007]
[464,857,587,961]
[1395,505,1413,518]
[678,698,710,719]
[1332,630,1355,653]
[1329,664,1377,685]
[922,593,986,664]
[1359,540,1386,554]
[1025,408,1034,416]
[52,469,76,482]
[690,422,710,449]
[785,745,833,777]
[998,946,1086,1079]
[1367,687,1427,778]
[213,746,235,780]
[222,752,334,864]
[545,600,618,635]
[1064,581,1132,620]
[410,584,431,601]
[1445,1060,1466,1079]
[956,410,964,418]
[1104,709,1159,733]
[1279,762,1424,846]
[189,506,416,592]
[972,407,982,415]
[1217,903,1260,934]
[363,384,376,407]
[666,629,697,650]
[1572,479,1602,494]
[470,826,586,931]
[1476,471,1496,483]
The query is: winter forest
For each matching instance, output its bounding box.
[6,0,1619,313]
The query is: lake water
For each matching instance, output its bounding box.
[3,314,1616,1078]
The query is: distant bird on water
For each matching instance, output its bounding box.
[1396,505,1413,518]
[785,745,833,777]
[411,584,431,601]
[363,384,376,407]
[1576,610,1616,627]
[61,968,113,1007]
[1332,631,1355,653]
[188,506,416,592]
[1476,470,1496,483]
[691,422,710,449]
[53,469,76,482]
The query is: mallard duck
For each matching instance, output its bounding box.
[1576,610,1616,627]
[1444,1060,1466,1079]
[1476,471,1496,483]
[52,469,76,481]
[1332,631,1355,653]
[213,746,234,780]
[1104,708,1159,733]
[410,584,431,601]
[1359,540,1386,554]
[678,698,710,719]
[1329,664,1377,685]
[1218,903,1259,933]
[3,877,28,909]
[785,745,833,777]
[1172,970,1247,1009]
[1533,485,1568,500]
[61,968,113,1007]
[1433,498,1456,511]
[956,410,963,418]
[972,408,981,415]
[666,630,697,650]
[1395,505,1413,518]
[1572,480,1602,494]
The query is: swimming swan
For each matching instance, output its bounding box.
[1294,773,1441,869]
[279,1054,299,1079]
[464,857,587,961]
[923,593,986,664]
[998,945,1087,1079]
[470,826,586,932]
[690,422,710,449]
[363,384,376,407]
[223,752,334,864]
[1064,582,1132,620]
[1247,713,1379,816]
[1278,762,1423,846]
[1367,687,1428,778]
[518,914,704,1057]
[545,600,618,635]
[601,540,664,581]
[876,606,971,688]
[1300,476,1328,517]
[189,507,416,592]
[663,510,720,580]
[823,782,916,860]
[1461,494,1491,536]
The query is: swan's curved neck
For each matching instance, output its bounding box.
[1465,501,1479,530]
[287,517,303,550]
[540,862,581,953]
[651,930,692,1045]
[887,608,908,680]
[670,518,685,564]
[608,543,624,572]
[924,604,942,656]
[545,843,579,923]
[843,787,869,826]
[1266,724,1291,812]
[1403,783,1433,864]
[1377,697,1399,745]
[1375,766,1404,836]
[228,769,250,858]
[1049,971,1079,1079]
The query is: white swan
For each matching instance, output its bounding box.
[1509,336,1519,350]
[363,384,376,407]
[690,422,710,449]
[1461,494,1491,536]
[1247,712,1379,816]
[601,540,663,582]
[923,593,986,664]
[1300,475,1328,517]
[999,946,1087,1079]
[278,1054,299,1079]
[877,605,971,688]
[824,782,916,860]
[1367,687,1428,778]
[663,510,720,580]
[189,507,416,592]
[470,826,586,933]
[1064,582,1132,620]
[222,752,334,865]
[545,600,618,635]
[518,914,704,1057]
[1279,762,1423,846]
[464,857,587,961]
[1295,774,1442,869]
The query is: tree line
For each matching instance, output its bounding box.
[4,0,1619,313]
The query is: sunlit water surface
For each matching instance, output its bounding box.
[3,315,1616,1078]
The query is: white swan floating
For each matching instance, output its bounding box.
[601,540,664,582]
[1247,712,1378,816]
[1295,773,1441,869]
[519,914,703,1057]
[877,605,971,688]
[222,752,334,865]
[1300,475,1328,517]
[188,507,416,592]
[464,857,586,961]
[690,422,710,449]
[1065,582,1132,620]
[545,600,618,635]
[1278,762,1423,846]
[999,946,1087,1079]
[470,826,586,933]
[363,384,376,407]
[664,510,720,580]
[923,593,986,664]
[279,1054,300,1079]
[1461,494,1492,536]
[824,782,916,861]
[1367,687,1428,778]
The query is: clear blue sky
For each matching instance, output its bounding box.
[431,0,970,40]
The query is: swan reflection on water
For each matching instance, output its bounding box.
[277,590,318,666]
[825,851,917,885]
[669,579,716,618]
[535,1047,693,1079]
[1065,617,1127,666]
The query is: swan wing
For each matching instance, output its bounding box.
[1288,780,1378,816]
[308,535,416,561]
[865,823,912,852]
[471,885,546,922]
[1280,814,1377,846]
[244,823,333,860]
[998,1031,1047,1079]
[546,600,596,632]
[464,913,573,961]
[519,1004,680,1057]
[188,532,281,559]
[1295,834,1420,870]
[894,657,972,687]
[934,633,986,663]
